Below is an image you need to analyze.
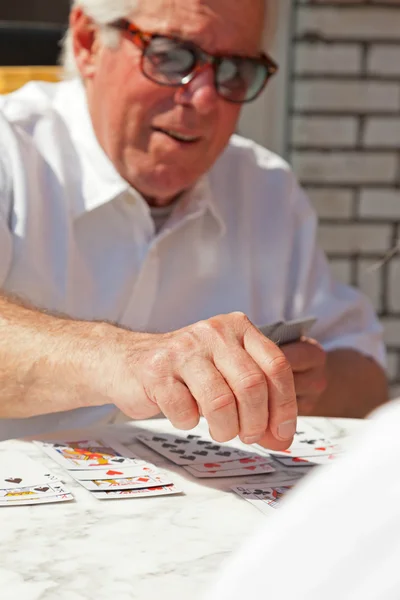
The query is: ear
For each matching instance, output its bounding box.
[70,7,101,79]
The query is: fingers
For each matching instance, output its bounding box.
[213,348,269,444]
[181,358,240,443]
[146,378,200,430]
[281,338,326,373]
[243,327,297,449]
[292,367,327,398]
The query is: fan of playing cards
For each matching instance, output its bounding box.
[135,419,343,514]
[35,437,182,501]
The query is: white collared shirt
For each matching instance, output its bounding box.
[0,79,386,439]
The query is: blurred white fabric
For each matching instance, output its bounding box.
[208,400,400,600]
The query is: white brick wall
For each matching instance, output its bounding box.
[289,0,400,388]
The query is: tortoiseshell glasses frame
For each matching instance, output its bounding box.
[109,19,279,104]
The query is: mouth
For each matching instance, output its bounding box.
[152,127,201,144]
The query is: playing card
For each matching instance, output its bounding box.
[0,451,60,490]
[35,438,141,470]
[186,455,275,473]
[93,484,183,500]
[259,317,317,346]
[0,482,72,505]
[184,461,275,478]
[0,493,74,507]
[70,463,159,481]
[266,421,342,458]
[78,473,174,492]
[136,432,257,466]
[232,480,299,514]
[273,453,341,467]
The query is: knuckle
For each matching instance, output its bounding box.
[172,407,200,429]
[266,354,292,378]
[144,348,172,377]
[207,392,236,414]
[235,372,266,397]
[190,318,224,341]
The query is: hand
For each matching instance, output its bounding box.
[102,312,297,451]
[280,338,327,415]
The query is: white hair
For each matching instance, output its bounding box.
[61,0,276,79]
[61,0,138,78]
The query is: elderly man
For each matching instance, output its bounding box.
[0,0,387,443]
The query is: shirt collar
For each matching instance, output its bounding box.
[54,79,226,237]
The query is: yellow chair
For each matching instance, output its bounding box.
[0,66,61,95]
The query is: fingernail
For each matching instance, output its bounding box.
[278,420,296,441]
[243,435,262,445]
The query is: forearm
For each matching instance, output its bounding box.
[310,349,389,419]
[0,293,111,418]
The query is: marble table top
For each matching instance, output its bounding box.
[0,416,364,600]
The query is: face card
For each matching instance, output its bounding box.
[93,484,183,500]
[78,473,174,492]
[70,463,159,481]
[136,433,257,465]
[259,317,317,346]
[0,482,72,504]
[184,461,275,478]
[232,480,299,514]
[0,451,60,490]
[35,438,141,470]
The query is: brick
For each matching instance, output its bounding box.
[359,190,400,220]
[294,43,362,75]
[388,259,400,312]
[382,318,400,347]
[294,81,400,113]
[364,118,400,148]
[368,45,400,76]
[329,258,352,285]
[318,224,391,254]
[291,151,397,184]
[306,188,354,219]
[297,7,400,41]
[357,259,382,313]
[292,116,358,147]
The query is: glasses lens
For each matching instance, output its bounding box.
[216,58,268,103]
[143,37,196,85]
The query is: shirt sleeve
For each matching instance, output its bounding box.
[286,180,386,368]
[207,400,400,600]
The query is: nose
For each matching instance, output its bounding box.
[174,65,219,114]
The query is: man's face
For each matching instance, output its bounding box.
[74,0,265,205]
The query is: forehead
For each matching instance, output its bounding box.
[131,0,265,54]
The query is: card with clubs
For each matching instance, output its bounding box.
[93,484,183,500]
[232,479,299,514]
[136,432,258,466]
[35,438,142,470]
[265,421,341,458]
[259,317,317,346]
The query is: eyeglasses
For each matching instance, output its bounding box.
[109,19,278,104]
